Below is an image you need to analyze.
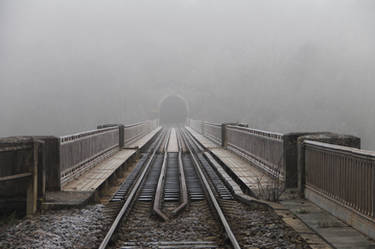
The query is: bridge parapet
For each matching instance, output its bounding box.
[59,119,159,186]
[0,119,159,211]
[60,126,120,186]
[188,119,203,134]
[188,119,296,187]
[187,119,362,190]
[304,140,373,217]
[226,125,284,180]
[187,118,375,239]
[202,122,222,145]
[124,120,159,147]
[0,137,42,215]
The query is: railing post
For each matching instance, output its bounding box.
[283,133,302,189]
[37,140,46,200]
[221,123,227,148]
[297,139,306,197]
[44,137,61,191]
[119,125,125,149]
[26,141,38,216]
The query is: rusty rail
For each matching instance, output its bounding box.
[226,125,284,178]
[305,140,375,219]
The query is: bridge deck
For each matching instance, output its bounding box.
[63,149,136,192]
[186,127,273,195]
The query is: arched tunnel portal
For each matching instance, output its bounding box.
[159,95,189,125]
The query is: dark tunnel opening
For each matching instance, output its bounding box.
[159,95,188,125]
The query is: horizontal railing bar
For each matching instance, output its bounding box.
[227,125,284,139]
[0,172,32,182]
[305,140,375,158]
[228,128,283,142]
[60,126,118,143]
[60,129,119,145]
[124,122,148,128]
[203,122,221,126]
[0,145,33,152]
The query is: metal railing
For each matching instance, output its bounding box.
[189,119,203,134]
[124,120,159,146]
[305,140,375,219]
[60,127,120,184]
[202,122,222,145]
[226,125,284,178]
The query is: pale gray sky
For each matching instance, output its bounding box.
[1,0,375,149]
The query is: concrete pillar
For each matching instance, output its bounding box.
[37,140,46,200]
[40,137,60,191]
[221,123,227,148]
[117,166,125,178]
[118,125,125,149]
[26,141,38,216]
[101,181,109,196]
[97,124,123,149]
[283,133,302,189]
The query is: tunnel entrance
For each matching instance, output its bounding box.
[159,95,188,125]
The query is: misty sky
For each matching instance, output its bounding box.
[1,0,375,149]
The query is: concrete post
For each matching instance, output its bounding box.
[221,123,227,148]
[118,125,125,149]
[37,140,46,200]
[283,133,302,189]
[135,148,140,161]
[26,141,38,216]
[41,137,61,191]
[97,124,124,149]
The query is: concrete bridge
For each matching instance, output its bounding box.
[1,110,375,248]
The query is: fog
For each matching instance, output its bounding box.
[1,0,375,149]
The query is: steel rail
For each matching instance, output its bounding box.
[153,129,171,221]
[171,128,189,215]
[159,129,170,153]
[176,129,187,152]
[181,128,241,249]
[98,129,167,249]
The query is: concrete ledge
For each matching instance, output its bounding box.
[305,187,375,240]
[41,191,95,211]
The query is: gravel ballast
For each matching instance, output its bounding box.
[0,205,108,249]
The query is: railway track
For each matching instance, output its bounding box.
[98,127,310,249]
